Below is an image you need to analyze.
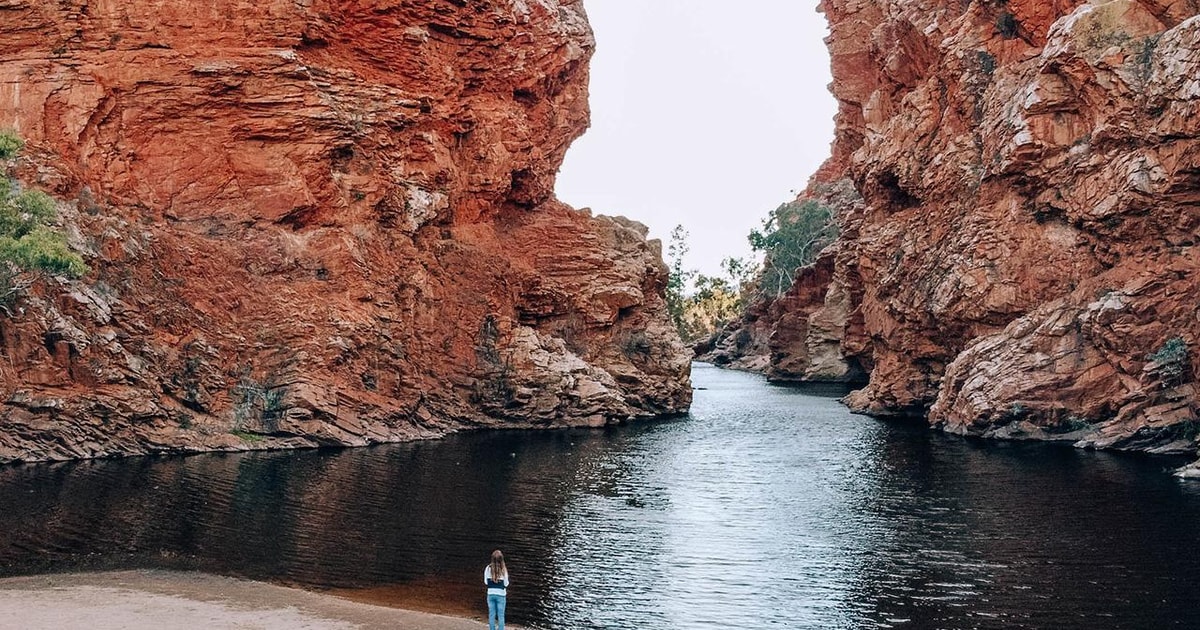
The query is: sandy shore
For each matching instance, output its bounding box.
[0,570,513,630]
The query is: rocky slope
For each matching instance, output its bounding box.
[716,0,1200,473]
[0,0,691,463]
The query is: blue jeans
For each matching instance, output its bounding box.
[487,593,506,630]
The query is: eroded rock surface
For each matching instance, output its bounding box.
[0,0,691,462]
[720,0,1199,471]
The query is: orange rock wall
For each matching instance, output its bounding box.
[0,0,691,462]
[753,0,1200,467]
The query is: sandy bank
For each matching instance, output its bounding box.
[0,570,509,630]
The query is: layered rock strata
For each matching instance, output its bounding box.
[0,0,691,463]
[719,0,1200,471]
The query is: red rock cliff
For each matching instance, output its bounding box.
[0,0,692,462]
[734,0,1199,472]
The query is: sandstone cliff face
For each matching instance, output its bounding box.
[725,0,1199,470]
[0,0,691,462]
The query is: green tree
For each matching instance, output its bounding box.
[0,225,89,277]
[0,133,88,312]
[0,189,57,238]
[0,130,22,160]
[665,224,693,334]
[679,273,742,341]
[1147,336,1190,386]
[720,255,758,297]
[748,200,837,298]
[664,230,762,342]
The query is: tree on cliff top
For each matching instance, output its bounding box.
[749,199,837,298]
[0,130,89,313]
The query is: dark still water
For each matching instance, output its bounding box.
[3,363,1200,629]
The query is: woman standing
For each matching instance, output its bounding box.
[484,549,509,630]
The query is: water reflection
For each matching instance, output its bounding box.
[1,363,1199,629]
[843,425,1200,629]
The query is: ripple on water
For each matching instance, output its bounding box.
[1,364,1200,628]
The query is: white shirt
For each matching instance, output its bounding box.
[484,565,509,597]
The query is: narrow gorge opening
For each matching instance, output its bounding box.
[555,0,837,282]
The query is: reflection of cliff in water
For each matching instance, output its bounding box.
[4,364,1200,629]
[0,429,628,599]
[842,427,1200,629]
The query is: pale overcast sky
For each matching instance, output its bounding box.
[555,0,837,279]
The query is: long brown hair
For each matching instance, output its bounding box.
[489,549,507,581]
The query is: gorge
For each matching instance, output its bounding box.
[0,0,1197,479]
[1,1,1199,627]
